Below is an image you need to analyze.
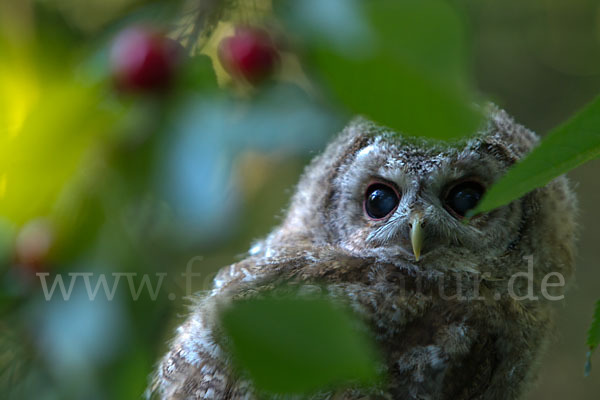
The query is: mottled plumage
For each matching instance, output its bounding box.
[150,107,577,399]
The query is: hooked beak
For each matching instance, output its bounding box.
[410,214,424,261]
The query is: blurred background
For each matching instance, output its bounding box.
[0,0,599,398]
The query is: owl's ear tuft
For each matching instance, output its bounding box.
[480,104,540,161]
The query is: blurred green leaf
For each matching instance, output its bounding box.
[472,96,600,215]
[176,54,219,92]
[307,0,483,139]
[585,299,600,376]
[0,80,118,225]
[312,49,481,140]
[367,0,468,85]
[220,295,380,395]
[0,36,122,226]
[111,345,152,399]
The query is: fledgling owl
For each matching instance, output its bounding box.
[150,107,577,399]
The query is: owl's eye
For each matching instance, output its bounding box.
[444,181,485,218]
[364,182,400,220]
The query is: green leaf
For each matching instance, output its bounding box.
[585,299,600,376]
[472,96,600,215]
[176,54,219,93]
[366,0,469,85]
[586,300,600,351]
[307,0,483,139]
[0,35,122,226]
[0,81,119,225]
[219,295,380,395]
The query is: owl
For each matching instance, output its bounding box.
[150,106,577,399]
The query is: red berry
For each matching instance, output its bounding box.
[218,26,280,85]
[16,219,53,270]
[110,26,183,93]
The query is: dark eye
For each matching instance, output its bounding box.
[444,181,485,218]
[364,183,400,220]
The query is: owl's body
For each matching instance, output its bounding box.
[151,108,577,399]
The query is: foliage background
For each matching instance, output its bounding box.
[0,0,599,399]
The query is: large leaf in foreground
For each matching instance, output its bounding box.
[585,299,600,376]
[307,0,483,139]
[472,96,600,214]
[219,296,379,394]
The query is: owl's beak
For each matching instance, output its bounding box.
[410,214,424,261]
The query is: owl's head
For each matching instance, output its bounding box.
[266,106,576,280]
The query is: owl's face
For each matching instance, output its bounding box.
[331,134,519,267]
[272,108,574,278]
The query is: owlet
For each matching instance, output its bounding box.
[150,107,578,399]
